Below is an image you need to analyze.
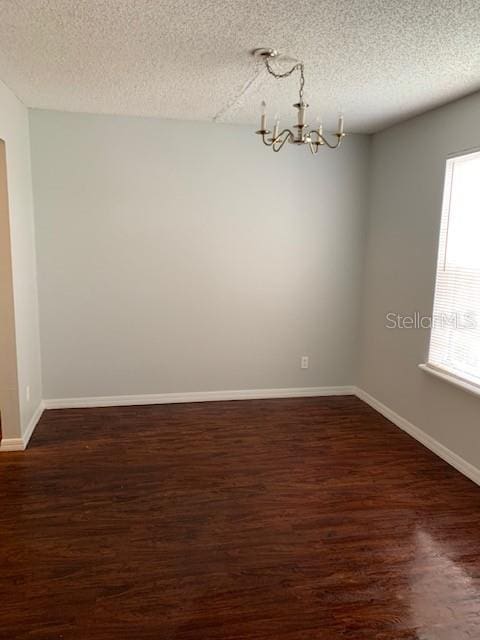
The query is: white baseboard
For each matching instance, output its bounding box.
[44,386,355,410]
[0,401,45,452]
[0,437,25,452]
[354,387,480,487]
[11,388,479,490]
[22,401,45,448]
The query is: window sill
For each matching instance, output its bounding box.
[419,363,480,399]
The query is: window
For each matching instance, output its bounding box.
[425,150,480,390]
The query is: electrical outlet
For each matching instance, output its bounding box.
[26,385,30,402]
[301,356,309,369]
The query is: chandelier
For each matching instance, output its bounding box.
[253,48,346,154]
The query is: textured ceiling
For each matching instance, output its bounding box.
[1,0,480,133]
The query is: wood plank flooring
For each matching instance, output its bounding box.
[1,396,480,639]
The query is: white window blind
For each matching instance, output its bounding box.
[427,150,480,388]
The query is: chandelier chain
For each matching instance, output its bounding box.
[265,58,305,102]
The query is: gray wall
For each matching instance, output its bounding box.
[30,110,370,399]
[358,91,480,469]
[0,80,42,439]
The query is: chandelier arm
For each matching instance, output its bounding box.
[316,133,345,150]
[273,128,293,142]
[260,132,274,146]
[322,133,344,149]
[272,129,292,152]
[320,137,339,150]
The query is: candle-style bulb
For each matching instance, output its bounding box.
[337,113,344,134]
[260,101,267,132]
[273,114,280,139]
[316,116,323,135]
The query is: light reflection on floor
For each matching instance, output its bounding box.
[409,527,480,639]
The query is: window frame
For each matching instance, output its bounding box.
[420,146,480,397]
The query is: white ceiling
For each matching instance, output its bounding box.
[1,1,480,133]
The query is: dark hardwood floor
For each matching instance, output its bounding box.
[1,396,480,639]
